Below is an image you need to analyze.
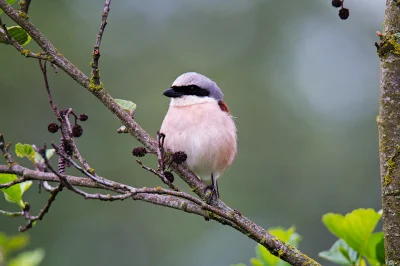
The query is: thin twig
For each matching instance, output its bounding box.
[91,0,111,87]
[0,209,23,217]
[0,17,47,60]
[53,143,129,191]
[19,0,31,15]
[19,184,63,232]
[136,160,180,192]
[38,59,60,119]
[0,134,15,165]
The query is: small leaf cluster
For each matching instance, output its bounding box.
[0,232,45,266]
[1,144,54,210]
[320,208,384,265]
[232,208,384,266]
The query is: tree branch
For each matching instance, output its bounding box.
[0,1,321,264]
[90,0,111,87]
[377,0,400,263]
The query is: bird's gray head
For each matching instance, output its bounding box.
[163,72,224,101]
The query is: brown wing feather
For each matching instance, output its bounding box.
[218,101,230,113]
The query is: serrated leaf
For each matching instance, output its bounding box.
[115,99,136,113]
[322,209,381,254]
[0,0,17,15]
[319,239,356,265]
[8,249,45,266]
[15,143,35,162]
[0,173,30,209]
[4,26,31,46]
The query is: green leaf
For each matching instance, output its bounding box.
[115,99,136,113]
[322,208,381,254]
[8,249,45,266]
[319,239,357,265]
[0,0,17,15]
[375,235,385,265]
[5,26,31,46]
[15,143,35,162]
[363,232,384,265]
[0,173,31,208]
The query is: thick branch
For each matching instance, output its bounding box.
[378,0,400,263]
[0,1,321,264]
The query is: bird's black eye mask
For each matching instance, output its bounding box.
[163,85,210,98]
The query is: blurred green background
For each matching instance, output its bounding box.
[0,0,384,265]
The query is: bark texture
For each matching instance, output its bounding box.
[378,1,400,264]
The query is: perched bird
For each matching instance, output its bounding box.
[160,72,237,199]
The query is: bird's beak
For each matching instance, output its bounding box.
[163,87,184,98]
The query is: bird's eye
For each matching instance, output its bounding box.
[189,85,196,91]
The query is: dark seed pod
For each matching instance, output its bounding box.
[339,8,349,20]
[79,114,88,121]
[172,151,187,164]
[164,171,174,183]
[331,0,342,8]
[132,147,147,157]
[72,125,83,138]
[48,123,59,133]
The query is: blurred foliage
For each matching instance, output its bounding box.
[320,209,384,265]
[233,209,384,266]
[0,232,44,266]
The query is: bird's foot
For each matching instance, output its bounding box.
[204,184,219,205]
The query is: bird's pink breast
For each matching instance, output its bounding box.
[160,101,237,181]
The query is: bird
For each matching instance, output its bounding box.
[160,72,237,200]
